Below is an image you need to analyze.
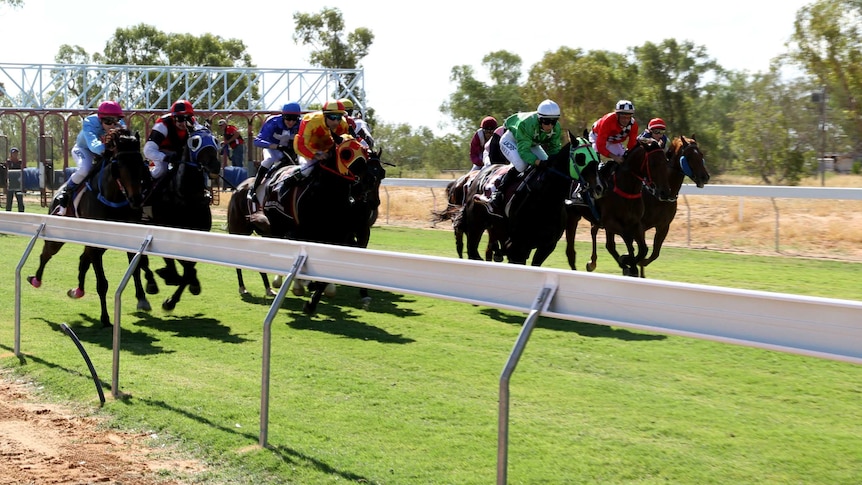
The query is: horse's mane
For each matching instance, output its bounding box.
[103,127,139,157]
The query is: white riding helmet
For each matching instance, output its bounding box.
[536,99,561,118]
[615,100,635,114]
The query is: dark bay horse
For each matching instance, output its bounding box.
[456,131,594,266]
[565,135,710,277]
[137,128,221,311]
[637,135,710,277]
[27,128,149,327]
[591,137,672,276]
[226,137,372,314]
[433,170,504,262]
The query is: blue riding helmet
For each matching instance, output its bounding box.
[282,102,303,115]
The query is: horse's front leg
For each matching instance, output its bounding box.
[604,230,624,271]
[28,240,65,288]
[587,223,600,272]
[128,252,151,312]
[67,248,93,299]
[564,210,579,270]
[638,223,670,278]
[87,247,111,327]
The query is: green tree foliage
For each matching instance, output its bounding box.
[441,51,526,135]
[788,0,862,151]
[729,72,811,184]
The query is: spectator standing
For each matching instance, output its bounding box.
[218,119,245,168]
[5,147,25,212]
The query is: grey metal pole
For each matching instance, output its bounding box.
[111,235,152,399]
[260,254,307,448]
[497,284,557,485]
[14,222,46,356]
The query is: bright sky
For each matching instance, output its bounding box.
[2,0,812,135]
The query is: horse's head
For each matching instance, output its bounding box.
[625,138,672,201]
[186,129,221,175]
[568,132,600,181]
[104,128,148,209]
[320,136,368,182]
[356,148,386,207]
[671,135,710,188]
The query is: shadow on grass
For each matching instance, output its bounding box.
[478,308,667,341]
[37,315,172,355]
[238,285,424,319]
[128,396,373,483]
[131,312,251,344]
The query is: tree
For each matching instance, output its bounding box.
[787,0,862,152]
[52,24,257,110]
[441,51,525,135]
[522,48,634,134]
[293,7,373,69]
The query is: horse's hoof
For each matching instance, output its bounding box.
[360,296,372,310]
[28,276,41,288]
[162,299,176,311]
[238,286,249,295]
[155,267,182,286]
[137,299,152,312]
[303,302,315,315]
[291,281,306,297]
[586,263,596,272]
[324,283,337,298]
[272,275,283,288]
[190,283,201,295]
[146,282,159,294]
[67,288,85,299]
[265,288,277,297]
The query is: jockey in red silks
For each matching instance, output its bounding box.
[587,99,639,198]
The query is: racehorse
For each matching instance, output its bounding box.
[456,130,593,266]
[591,137,672,276]
[432,170,504,262]
[226,137,372,314]
[27,128,150,327]
[564,135,709,277]
[136,128,221,311]
[637,135,710,277]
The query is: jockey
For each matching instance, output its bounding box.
[470,116,497,171]
[587,99,639,197]
[279,99,351,192]
[248,102,304,202]
[638,117,669,150]
[58,100,127,214]
[474,100,562,215]
[144,99,199,185]
[340,97,374,150]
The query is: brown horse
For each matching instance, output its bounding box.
[593,137,672,276]
[27,128,150,327]
[637,135,710,277]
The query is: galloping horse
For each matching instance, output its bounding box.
[593,137,672,276]
[227,137,371,314]
[637,135,710,277]
[137,128,221,311]
[456,130,592,266]
[27,128,149,327]
[433,170,504,262]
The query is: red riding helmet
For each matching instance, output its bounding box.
[97,100,124,119]
[648,118,666,131]
[170,100,194,116]
[481,116,498,130]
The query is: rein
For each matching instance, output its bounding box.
[612,144,662,199]
[90,149,141,208]
[319,159,360,182]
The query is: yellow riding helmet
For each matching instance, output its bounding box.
[338,98,355,110]
[322,100,346,115]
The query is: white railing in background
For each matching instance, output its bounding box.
[380,180,862,251]
[2,212,861,484]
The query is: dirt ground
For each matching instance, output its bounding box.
[0,368,203,485]
[2,181,860,484]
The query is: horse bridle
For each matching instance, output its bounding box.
[613,142,665,199]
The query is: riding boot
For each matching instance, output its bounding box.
[56,181,78,215]
[595,161,616,199]
[492,167,520,211]
[247,166,270,203]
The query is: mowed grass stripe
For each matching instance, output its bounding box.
[0,227,860,484]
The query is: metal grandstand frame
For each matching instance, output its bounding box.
[0,62,365,205]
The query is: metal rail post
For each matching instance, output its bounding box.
[497,282,558,485]
[13,222,46,356]
[260,253,307,447]
[111,235,152,398]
